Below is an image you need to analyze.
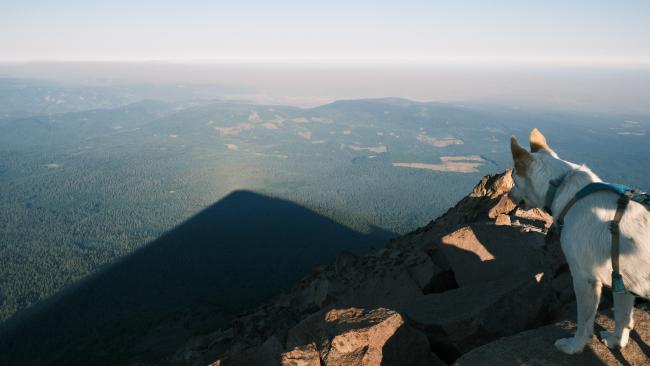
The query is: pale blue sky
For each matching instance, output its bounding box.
[1,0,649,64]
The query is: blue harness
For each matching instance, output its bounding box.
[574,183,650,206]
[552,180,649,295]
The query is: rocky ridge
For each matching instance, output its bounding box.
[170,170,650,366]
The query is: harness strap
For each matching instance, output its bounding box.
[555,184,630,233]
[543,176,566,215]
[611,196,630,294]
[552,182,633,294]
[555,196,578,233]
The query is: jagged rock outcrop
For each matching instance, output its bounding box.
[281,307,443,366]
[170,170,649,365]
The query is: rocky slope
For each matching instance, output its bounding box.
[169,170,650,366]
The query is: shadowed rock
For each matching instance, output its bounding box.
[406,274,558,355]
[454,304,650,366]
[436,223,548,287]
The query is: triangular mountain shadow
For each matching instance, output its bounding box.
[0,190,394,365]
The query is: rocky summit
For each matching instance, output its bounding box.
[170,170,650,366]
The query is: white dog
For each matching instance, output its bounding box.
[509,128,650,354]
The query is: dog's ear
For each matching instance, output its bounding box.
[529,128,557,157]
[511,136,531,175]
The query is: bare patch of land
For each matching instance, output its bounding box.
[348,145,387,153]
[253,152,289,159]
[417,134,464,147]
[440,155,482,162]
[262,122,279,130]
[392,162,481,173]
[298,130,312,140]
[310,117,331,123]
[617,131,646,136]
[214,123,253,135]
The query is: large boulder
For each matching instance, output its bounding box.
[406,274,560,357]
[436,223,548,287]
[454,304,650,366]
[337,249,444,312]
[284,307,444,366]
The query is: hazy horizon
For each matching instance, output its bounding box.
[3,1,650,113]
[2,61,650,115]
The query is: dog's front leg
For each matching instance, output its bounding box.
[600,292,635,349]
[555,276,602,354]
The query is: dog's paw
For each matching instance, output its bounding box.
[599,331,628,349]
[554,337,584,355]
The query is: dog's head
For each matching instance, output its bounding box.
[509,128,560,211]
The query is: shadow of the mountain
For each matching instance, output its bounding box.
[0,190,393,366]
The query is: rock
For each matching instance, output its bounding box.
[494,214,511,226]
[281,343,321,366]
[558,287,576,304]
[405,250,444,290]
[436,224,548,287]
[301,278,330,308]
[219,336,284,366]
[512,207,553,230]
[470,170,514,199]
[405,170,516,238]
[406,274,559,356]
[488,195,517,219]
[335,251,358,276]
[285,307,442,366]
[339,267,424,313]
[552,272,573,293]
[552,272,575,305]
[454,304,650,365]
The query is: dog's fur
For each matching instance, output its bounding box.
[509,129,650,354]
